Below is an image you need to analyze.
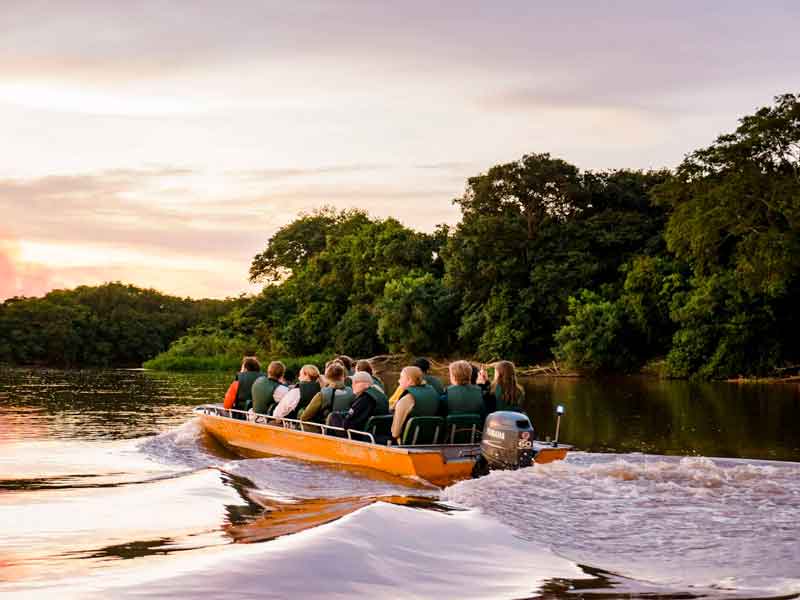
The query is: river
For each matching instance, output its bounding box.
[1,368,798,599]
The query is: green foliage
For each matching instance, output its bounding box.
[17,96,799,380]
[444,159,670,362]
[142,329,329,373]
[665,274,784,379]
[653,93,800,377]
[249,206,370,284]
[553,290,633,372]
[653,93,800,297]
[377,272,456,354]
[0,283,240,367]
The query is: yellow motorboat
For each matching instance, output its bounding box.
[195,405,570,486]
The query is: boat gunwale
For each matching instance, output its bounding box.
[194,404,481,456]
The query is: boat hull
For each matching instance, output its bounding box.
[198,411,568,487]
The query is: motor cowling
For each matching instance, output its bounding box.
[478,411,536,472]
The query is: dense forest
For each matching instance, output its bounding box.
[149,94,800,379]
[0,283,243,367]
[5,94,799,378]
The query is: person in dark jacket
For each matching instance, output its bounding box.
[355,359,385,391]
[338,371,385,431]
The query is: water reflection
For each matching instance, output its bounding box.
[521,377,800,461]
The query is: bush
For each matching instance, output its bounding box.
[553,290,634,372]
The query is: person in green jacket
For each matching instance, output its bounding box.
[443,360,484,415]
[251,361,289,415]
[232,356,265,418]
[300,362,355,424]
[414,357,445,396]
[390,366,440,440]
[477,360,526,413]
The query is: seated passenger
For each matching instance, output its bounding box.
[390,366,440,442]
[281,368,296,387]
[355,359,385,391]
[272,364,321,419]
[300,362,355,424]
[251,361,290,415]
[414,357,445,396]
[443,360,484,415]
[478,360,525,412]
[335,371,389,431]
[336,355,355,376]
[224,356,265,418]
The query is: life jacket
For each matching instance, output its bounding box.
[494,383,525,411]
[319,384,355,421]
[406,384,440,418]
[252,377,283,414]
[445,384,484,415]
[223,380,239,409]
[287,381,322,419]
[235,371,265,411]
[423,374,445,396]
[365,385,389,415]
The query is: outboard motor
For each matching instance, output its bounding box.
[473,411,535,478]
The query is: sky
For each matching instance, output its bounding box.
[1,1,799,300]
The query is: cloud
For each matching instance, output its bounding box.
[233,164,388,181]
[0,164,463,299]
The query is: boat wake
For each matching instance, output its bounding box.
[444,452,800,598]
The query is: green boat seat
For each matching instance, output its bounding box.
[444,413,483,444]
[401,416,444,446]
[364,415,393,439]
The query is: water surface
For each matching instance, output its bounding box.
[1,368,798,599]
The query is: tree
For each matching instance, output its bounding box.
[377,272,456,354]
[653,93,800,297]
[249,207,370,284]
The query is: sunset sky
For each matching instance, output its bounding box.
[1,1,798,300]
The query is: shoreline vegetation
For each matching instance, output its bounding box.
[2,94,799,381]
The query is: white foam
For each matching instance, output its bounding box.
[444,453,800,595]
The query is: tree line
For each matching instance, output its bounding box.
[0,283,243,367]
[6,94,799,378]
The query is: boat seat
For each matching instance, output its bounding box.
[444,413,483,444]
[364,415,393,439]
[401,416,444,446]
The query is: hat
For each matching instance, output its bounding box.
[351,371,373,384]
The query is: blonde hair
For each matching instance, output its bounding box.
[267,360,285,379]
[448,360,472,385]
[300,364,320,381]
[401,366,424,386]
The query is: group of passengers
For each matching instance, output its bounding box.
[223,354,524,445]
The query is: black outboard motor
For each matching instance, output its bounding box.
[472,411,535,478]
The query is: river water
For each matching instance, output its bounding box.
[1,368,799,599]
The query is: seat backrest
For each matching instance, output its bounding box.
[364,414,393,438]
[444,413,483,444]
[401,416,444,445]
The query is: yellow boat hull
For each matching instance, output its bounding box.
[197,410,569,487]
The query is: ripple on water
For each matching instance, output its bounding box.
[444,452,800,597]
